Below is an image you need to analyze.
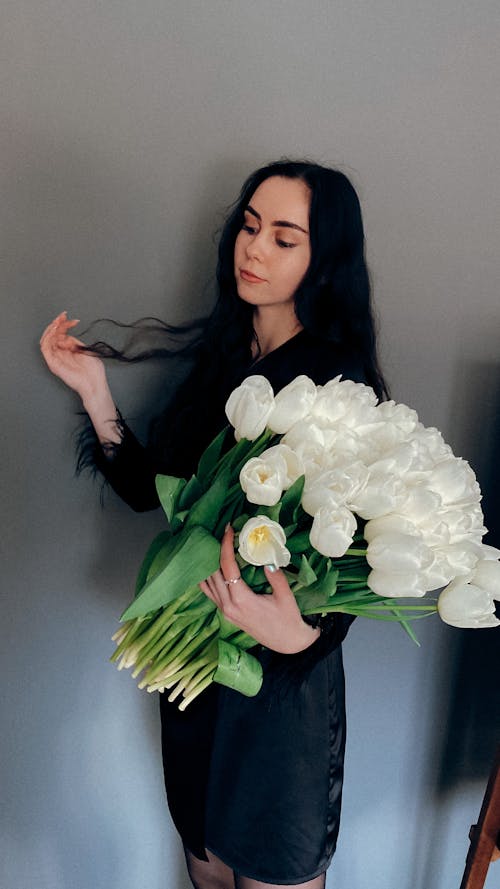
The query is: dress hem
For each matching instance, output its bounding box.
[204,843,333,885]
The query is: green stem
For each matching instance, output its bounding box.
[110,616,151,662]
[137,616,207,687]
[131,596,217,676]
[139,615,219,687]
[154,644,216,692]
[178,664,218,711]
[182,659,218,699]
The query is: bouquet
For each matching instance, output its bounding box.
[111,374,500,709]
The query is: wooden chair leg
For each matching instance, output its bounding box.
[459,746,500,889]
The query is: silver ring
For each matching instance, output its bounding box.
[224,576,241,586]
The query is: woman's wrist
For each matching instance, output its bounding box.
[287,622,321,654]
[82,386,122,446]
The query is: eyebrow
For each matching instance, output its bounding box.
[246,204,309,235]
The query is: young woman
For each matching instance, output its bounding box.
[41,160,387,889]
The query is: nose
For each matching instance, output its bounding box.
[245,230,266,261]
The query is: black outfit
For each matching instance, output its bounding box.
[90,330,366,884]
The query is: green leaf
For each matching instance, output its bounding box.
[196,426,230,482]
[241,564,257,586]
[294,569,340,612]
[178,475,203,510]
[280,475,305,525]
[121,526,221,620]
[287,529,311,553]
[251,503,281,523]
[136,532,185,599]
[185,464,232,532]
[297,554,318,586]
[240,565,267,589]
[232,513,250,532]
[155,474,187,523]
[229,430,275,474]
[170,509,189,533]
[213,640,263,697]
[134,530,173,597]
[217,613,243,640]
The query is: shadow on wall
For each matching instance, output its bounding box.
[438,361,500,790]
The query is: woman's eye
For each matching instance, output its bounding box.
[242,223,257,234]
[277,238,296,249]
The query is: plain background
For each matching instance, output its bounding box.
[1,2,499,888]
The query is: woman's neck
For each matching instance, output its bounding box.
[251,306,303,359]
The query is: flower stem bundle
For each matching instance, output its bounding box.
[111,375,500,708]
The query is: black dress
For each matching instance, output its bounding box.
[90,330,366,884]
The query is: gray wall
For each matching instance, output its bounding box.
[2,2,499,888]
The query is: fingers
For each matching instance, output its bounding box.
[263,565,293,601]
[199,579,219,606]
[220,524,239,579]
[199,571,234,614]
[40,312,80,346]
[40,311,67,344]
[40,313,84,370]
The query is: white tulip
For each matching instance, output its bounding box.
[239,454,287,507]
[309,506,357,558]
[437,579,500,628]
[375,400,420,437]
[267,375,317,434]
[365,441,422,476]
[239,444,302,506]
[225,375,275,441]
[311,377,379,427]
[399,485,442,524]
[481,544,500,560]
[349,471,407,520]
[302,462,369,517]
[238,516,291,567]
[282,419,334,452]
[429,504,486,546]
[423,551,457,589]
[470,558,500,598]
[427,457,481,507]
[367,568,428,598]
[364,514,421,543]
[259,444,304,488]
[366,532,435,575]
[434,541,483,578]
[409,425,453,464]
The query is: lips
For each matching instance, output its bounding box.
[240,268,266,283]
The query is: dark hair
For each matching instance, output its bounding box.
[209,159,387,398]
[83,158,387,400]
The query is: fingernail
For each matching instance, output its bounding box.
[225,522,232,532]
[266,564,277,573]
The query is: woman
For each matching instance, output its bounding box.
[41,160,387,889]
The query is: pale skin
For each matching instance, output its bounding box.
[40,176,325,888]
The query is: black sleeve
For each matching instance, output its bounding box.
[77,416,161,512]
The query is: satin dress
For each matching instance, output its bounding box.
[90,330,365,883]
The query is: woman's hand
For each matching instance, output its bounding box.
[40,311,107,403]
[199,525,320,654]
[40,311,121,445]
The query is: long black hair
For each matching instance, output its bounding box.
[209,159,387,398]
[85,159,388,400]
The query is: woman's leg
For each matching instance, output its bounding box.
[235,874,326,889]
[184,847,236,889]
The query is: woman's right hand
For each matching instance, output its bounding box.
[41,312,123,445]
[40,311,108,404]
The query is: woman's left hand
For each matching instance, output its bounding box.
[199,525,320,654]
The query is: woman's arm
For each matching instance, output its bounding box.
[40,312,160,511]
[40,312,122,444]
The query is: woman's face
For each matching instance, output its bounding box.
[234,176,311,312]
